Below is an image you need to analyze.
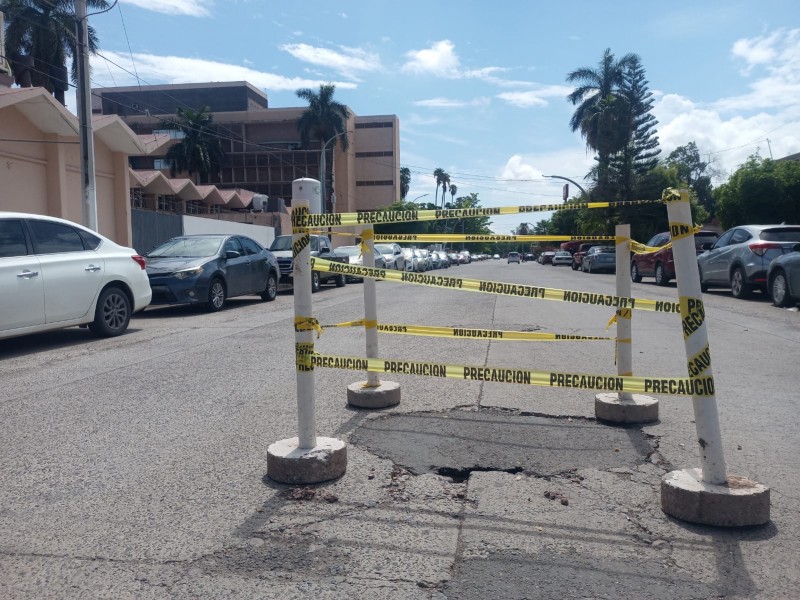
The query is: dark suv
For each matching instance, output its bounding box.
[631,230,719,286]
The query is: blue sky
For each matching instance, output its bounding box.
[81,0,800,232]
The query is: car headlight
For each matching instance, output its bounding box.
[173,266,203,280]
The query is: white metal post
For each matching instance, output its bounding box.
[615,224,633,401]
[293,181,318,449]
[361,227,381,387]
[665,189,727,484]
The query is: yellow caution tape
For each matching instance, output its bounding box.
[292,200,664,230]
[310,353,715,397]
[687,344,711,377]
[295,342,314,372]
[310,257,680,313]
[669,222,696,242]
[662,188,686,203]
[680,296,705,339]
[374,234,616,243]
[294,316,323,338]
[359,228,374,255]
[292,232,310,257]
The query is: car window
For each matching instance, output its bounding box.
[730,229,752,244]
[239,237,262,255]
[27,220,85,254]
[0,219,30,258]
[760,227,800,242]
[78,229,102,250]
[223,238,244,255]
[713,230,734,248]
[645,234,661,247]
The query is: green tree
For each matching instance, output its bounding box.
[567,48,636,197]
[448,183,457,206]
[665,142,716,216]
[433,167,445,208]
[161,106,226,184]
[2,0,109,105]
[611,55,660,202]
[440,172,451,208]
[400,167,411,200]
[295,84,350,210]
[715,154,800,229]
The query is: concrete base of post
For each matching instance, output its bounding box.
[347,380,401,409]
[595,392,659,423]
[267,437,347,485]
[661,468,770,527]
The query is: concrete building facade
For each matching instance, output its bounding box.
[92,82,401,214]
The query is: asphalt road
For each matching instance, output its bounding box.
[1,258,798,599]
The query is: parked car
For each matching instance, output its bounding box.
[0,212,151,340]
[335,245,387,282]
[269,234,347,292]
[145,234,279,311]
[767,244,800,307]
[697,225,800,298]
[571,243,603,270]
[538,251,555,265]
[630,230,719,286]
[434,251,450,268]
[551,250,573,267]
[524,253,536,262]
[375,243,405,270]
[401,248,420,272]
[582,246,616,273]
[507,252,521,264]
[447,252,461,265]
[427,250,442,269]
[458,251,471,264]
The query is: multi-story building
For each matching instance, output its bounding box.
[92,81,400,214]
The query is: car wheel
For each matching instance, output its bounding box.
[261,272,278,301]
[571,262,578,270]
[335,274,346,287]
[88,286,131,337]
[730,266,751,299]
[207,277,226,311]
[655,263,669,286]
[771,270,791,307]
[699,266,709,293]
[311,271,321,293]
[630,261,642,283]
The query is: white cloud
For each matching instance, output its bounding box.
[120,0,212,17]
[496,85,573,108]
[731,31,782,71]
[90,50,357,93]
[413,97,490,109]
[280,43,382,79]
[402,40,460,76]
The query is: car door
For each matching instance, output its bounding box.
[0,218,45,333]
[26,219,104,323]
[641,234,666,275]
[239,236,267,293]
[221,237,248,297]
[700,229,734,283]
[709,228,751,283]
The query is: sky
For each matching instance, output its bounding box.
[76,0,800,233]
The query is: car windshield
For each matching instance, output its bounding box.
[555,251,570,256]
[148,237,223,258]
[597,247,615,253]
[337,246,362,256]
[760,227,800,242]
[375,244,394,254]
[270,236,319,251]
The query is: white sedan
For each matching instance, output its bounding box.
[552,251,573,266]
[0,212,152,340]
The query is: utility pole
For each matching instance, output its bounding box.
[75,0,98,230]
[766,138,773,160]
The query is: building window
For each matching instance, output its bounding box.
[153,159,174,170]
[210,205,221,214]
[356,180,394,187]
[152,129,185,140]
[354,122,394,129]
[355,151,394,158]
[157,195,178,212]
[130,189,144,208]
[186,201,203,214]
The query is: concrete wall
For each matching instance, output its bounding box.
[182,214,276,248]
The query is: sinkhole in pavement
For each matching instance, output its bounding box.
[350,408,654,479]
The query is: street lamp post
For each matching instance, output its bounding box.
[320,130,351,214]
[544,174,588,199]
[412,193,430,206]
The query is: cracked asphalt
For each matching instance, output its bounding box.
[1,259,797,599]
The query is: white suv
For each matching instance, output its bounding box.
[0,213,152,340]
[508,252,521,264]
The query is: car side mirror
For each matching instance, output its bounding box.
[225,250,241,259]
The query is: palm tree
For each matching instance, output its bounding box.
[449,183,457,205]
[2,0,109,105]
[440,172,451,208]
[400,167,410,200]
[433,167,445,208]
[566,48,636,196]
[295,84,350,212]
[161,106,226,184]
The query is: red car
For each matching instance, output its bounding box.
[630,230,719,286]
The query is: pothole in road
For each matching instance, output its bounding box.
[350,408,653,479]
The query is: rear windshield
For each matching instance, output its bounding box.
[148,237,222,258]
[270,236,319,251]
[760,227,800,242]
[336,246,362,256]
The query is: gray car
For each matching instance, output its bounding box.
[767,244,800,307]
[697,225,800,298]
